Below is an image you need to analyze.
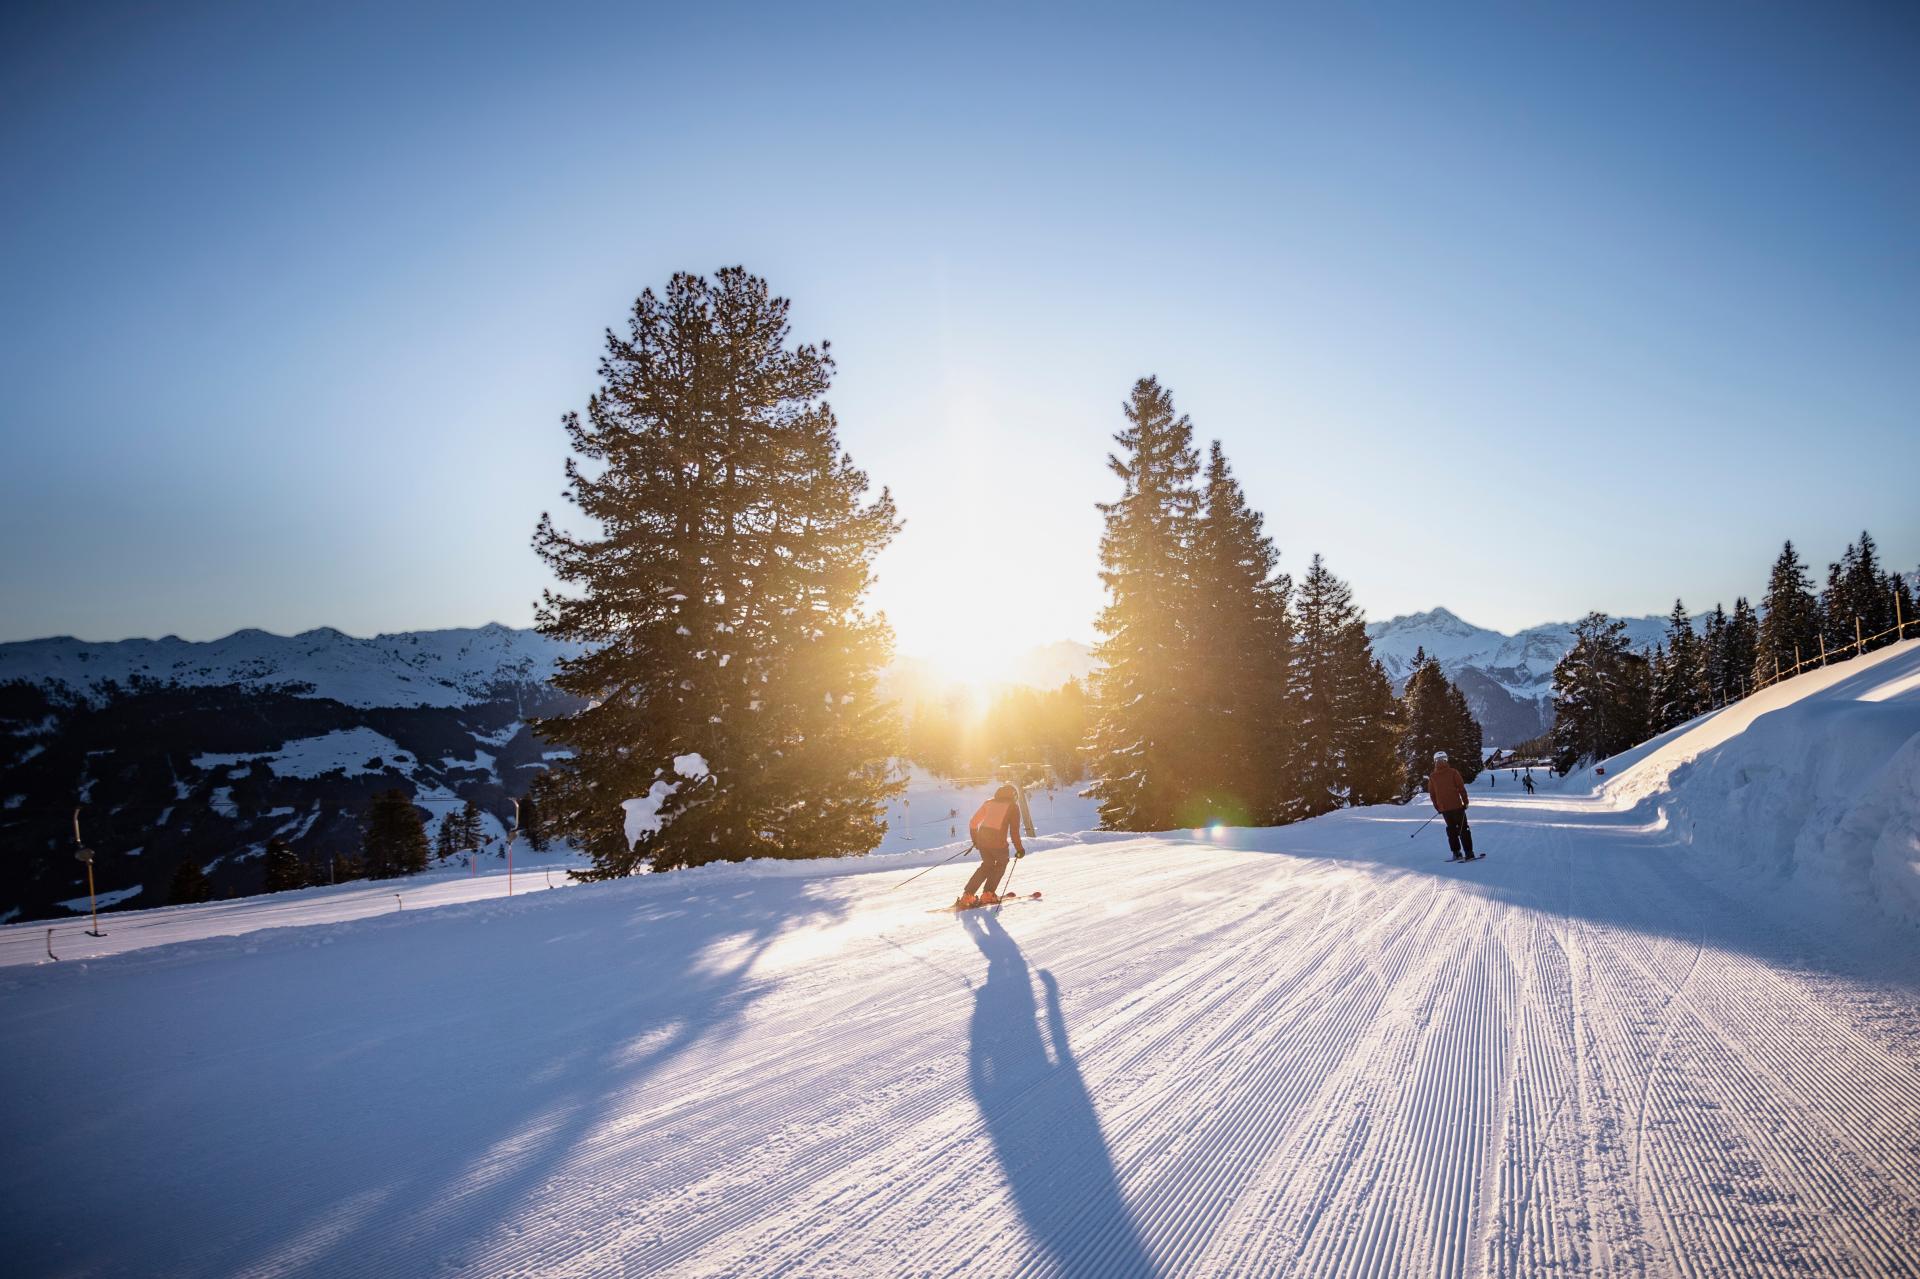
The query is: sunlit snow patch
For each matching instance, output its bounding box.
[621,754,714,848]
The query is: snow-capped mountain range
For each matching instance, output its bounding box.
[0,625,584,924]
[0,623,583,710]
[1365,607,1674,744]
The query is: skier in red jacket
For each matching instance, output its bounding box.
[1428,750,1476,860]
[957,784,1026,909]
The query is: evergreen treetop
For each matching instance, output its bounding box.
[534,268,902,875]
[1085,377,1202,831]
[1754,540,1821,684]
[1184,440,1295,825]
[362,788,428,880]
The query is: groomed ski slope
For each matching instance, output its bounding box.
[4,644,1919,1278]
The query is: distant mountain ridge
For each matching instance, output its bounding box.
[1366,607,1674,745]
[0,623,582,709]
[0,625,584,925]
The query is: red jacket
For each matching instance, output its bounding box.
[1428,763,1469,813]
[969,797,1025,855]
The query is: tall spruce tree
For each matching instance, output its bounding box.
[361,788,428,880]
[518,787,548,853]
[1700,604,1729,707]
[456,800,487,855]
[1754,540,1821,685]
[1399,651,1481,797]
[1085,377,1202,830]
[1184,441,1294,825]
[262,837,305,892]
[1816,531,1894,657]
[1838,530,1893,652]
[433,811,460,863]
[1653,599,1705,731]
[1292,554,1400,814]
[534,268,902,875]
[1444,683,1483,784]
[1550,612,1653,770]
[1723,597,1760,698]
[168,857,212,905]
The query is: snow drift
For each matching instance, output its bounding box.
[1598,637,1920,927]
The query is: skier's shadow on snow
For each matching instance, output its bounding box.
[962,911,1158,1278]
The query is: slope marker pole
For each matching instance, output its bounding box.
[73,808,103,937]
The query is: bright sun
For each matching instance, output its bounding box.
[914,627,1019,692]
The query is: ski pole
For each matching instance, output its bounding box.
[886,840,976,892]
[1409,813,1439,840]
[1001,853,1020,899]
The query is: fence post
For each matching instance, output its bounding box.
[1819,634,1827,667]
[1899,587,1906,641]
[1856,615,1864,656]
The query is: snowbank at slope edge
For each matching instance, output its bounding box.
[1596,638,1920,927]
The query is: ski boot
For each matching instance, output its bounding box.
[953,894,978,911]
[976,891,1003,906]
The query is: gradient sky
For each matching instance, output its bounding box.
[3,2,1916,670]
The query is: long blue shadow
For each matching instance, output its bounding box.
[962,910,1158,1278]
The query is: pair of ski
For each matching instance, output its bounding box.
[931,891,1044,915]
[1448,853,1486,862]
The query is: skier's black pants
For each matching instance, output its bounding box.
[1442,809,1474,857]
[963,845,1009,897]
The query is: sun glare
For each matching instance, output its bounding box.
[917,634,1015,692]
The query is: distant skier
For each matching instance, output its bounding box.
[1428,751,1475,860]
[957,784,1026,908]
[1522,773,1536,795]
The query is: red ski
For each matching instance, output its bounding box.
[930,891,1043,914]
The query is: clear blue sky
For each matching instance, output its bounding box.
[3,2,1916,666]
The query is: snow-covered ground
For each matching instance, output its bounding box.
[3,645,1918,1277]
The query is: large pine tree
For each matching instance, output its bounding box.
[1699,604,1729,707]
[534,268,902,876]
[1442,682,1483,785]
[1085,377,1202,830]
[1754,540,1821,685]
[1292,554,1400,815]
[518,787,548,853]
[1399,651,1483,797]
[361,789,428,880]
[1824,530,1894,653]
[1652,599,1705,731]
[262,837,306,893]
[1722,597,1760,698]
[1550,612,1651,770]
[168,857,212,905]
[1183,441,1295,825]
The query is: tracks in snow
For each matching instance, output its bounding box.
[7,794,1919,1278]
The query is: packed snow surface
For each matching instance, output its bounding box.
[3,647,1918,1277]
